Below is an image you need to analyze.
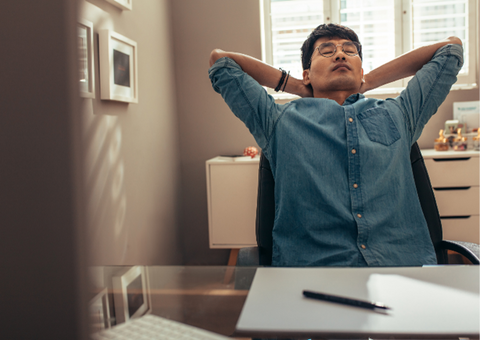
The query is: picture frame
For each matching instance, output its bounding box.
[112,266,151,324]
[99,29,138,103]
[89,288,111,332]
[78,19,95,98]
[105,0,132,11]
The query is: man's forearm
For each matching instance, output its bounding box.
[362,36,463,92]
[209,49,312,97]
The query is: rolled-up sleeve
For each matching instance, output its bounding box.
[209,57,281,150]
[392,44,464,144]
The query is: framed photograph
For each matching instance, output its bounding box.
[112,266,151,324]
[105,0,132,11]
[78,19,95,98]
[99,29,138,103]
[89,288,111,332]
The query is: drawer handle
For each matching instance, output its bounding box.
[432,157,471,162]
[433,186,471,191]
[441,216,471,220]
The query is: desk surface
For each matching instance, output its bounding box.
[91,265,479,339]
[237,266,479,339]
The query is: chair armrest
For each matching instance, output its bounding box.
[237,247,260,266]
[440,240,480,265]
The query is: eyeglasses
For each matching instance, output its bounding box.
[309,41,361,67]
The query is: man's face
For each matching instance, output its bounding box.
[303,37,364,94]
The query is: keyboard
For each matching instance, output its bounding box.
[91,314,231,340]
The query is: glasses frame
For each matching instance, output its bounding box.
[308,41,361,68]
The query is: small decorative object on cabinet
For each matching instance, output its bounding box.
[422,149,479,244]
[99,29,138,103]
[243,146,259,158]
[434,129,449,151]
[206,156,259,253]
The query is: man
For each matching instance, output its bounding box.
[208,23,463,267]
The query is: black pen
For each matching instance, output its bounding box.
[303,290,391,311]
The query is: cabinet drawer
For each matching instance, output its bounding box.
[442,215,480,243]
[424,156,479,187]
[433,186,479,216]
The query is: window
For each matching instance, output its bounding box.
[339,0,396,74]
[260,0,478,97]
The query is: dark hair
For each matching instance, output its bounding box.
[301,23,362,70]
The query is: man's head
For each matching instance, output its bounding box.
[301,24,363,70]
[301,23,364,98]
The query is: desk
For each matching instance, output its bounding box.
[90,265,479,339]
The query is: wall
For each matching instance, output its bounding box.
[172,0,479,265]
[80,0,183,265]
[172,0,262,264]
[0,1,88,338]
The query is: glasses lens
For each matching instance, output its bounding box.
[319,43,335,57]
[343,42,358,56]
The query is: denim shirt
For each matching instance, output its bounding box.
[209,44,463,267]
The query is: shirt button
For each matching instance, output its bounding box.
[353,183,358,188]
[348,117,354,122]
[361,244,366,249]
[351,149,357,154]
[357,213,362,218]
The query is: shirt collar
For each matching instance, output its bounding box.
[343,93,364,105]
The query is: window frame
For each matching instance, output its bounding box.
[260,0,478,99]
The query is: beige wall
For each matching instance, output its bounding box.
[172,0,479,265]
[172,0,262,264]
[80,0,183,265]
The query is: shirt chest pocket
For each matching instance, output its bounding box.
[357,107,401,146]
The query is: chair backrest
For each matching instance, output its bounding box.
[255,142,447,265]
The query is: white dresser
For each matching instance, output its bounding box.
[421,149,479,244]
[206,151,480,256]
[206,156,259,249]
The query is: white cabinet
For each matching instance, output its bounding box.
[206,156,259,248]
[205,151,480,249]
[422,149,480,243]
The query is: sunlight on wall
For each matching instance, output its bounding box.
[81,99,128,263]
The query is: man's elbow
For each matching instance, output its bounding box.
[209,49,224,67]
[446,36,462,47]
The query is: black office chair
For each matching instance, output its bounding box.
[237,142,480,266]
